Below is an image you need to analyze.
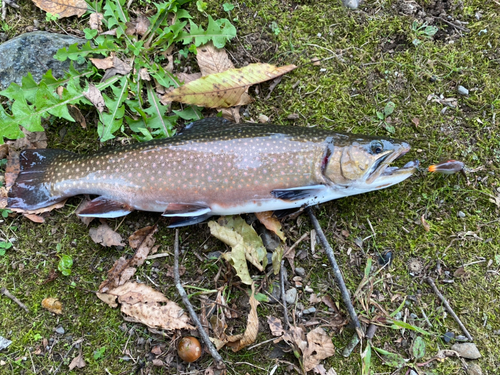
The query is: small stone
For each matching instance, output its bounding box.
[206,251,222,260]
[341,0,360,9]
[456,335,468,342]
[466,363,483,375]
[303,307,316,315]
[451,343,481,359]
[304,285,314,293]
[285,288,297,304]
[268,282,281,304]
[458,86,469,96]
[55,326,65,335]
[137,337,145,347]
[295,267,306,277]
[0,336,12,351]
[443,331,455,343]
[458,211,466,218]
[258,114,269,123]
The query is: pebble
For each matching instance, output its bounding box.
[304,285,314,293]
[55,326,65,335]
[303,307,316,315]
[257,226,280,251]
[458,211,466,218]
[443,331,455,343]
[341,0,360,9]
[466,363,483,375]
[458,85,469,96]
[451,343,481,359]
[285,288,297,304]
[268,281,281,304]
[0,336,12,351]
[295,267,306,277]
[206,251,222,260]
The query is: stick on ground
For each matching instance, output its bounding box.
[426,276,473,341]
[306,207,363,339]
[173,230,225,369]
[1,286,29,313]
[280,259,291,329]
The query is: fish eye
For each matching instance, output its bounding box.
[371,142,384,154]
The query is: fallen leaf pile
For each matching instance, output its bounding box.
[268,316,336,373]
[96,225,194,331]
[32,0,87,18]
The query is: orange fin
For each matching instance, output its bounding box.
[77,197,133,218]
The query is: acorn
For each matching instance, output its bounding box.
[177,337,202,363]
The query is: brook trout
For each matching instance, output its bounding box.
[8,118,417,227]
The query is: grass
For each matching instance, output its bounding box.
[1,0,500,374]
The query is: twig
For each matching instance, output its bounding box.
[1,286,29,313]
[306,207,363,339]
[426,277,473,341]
[280,260,291,330]
[247,337,276,350]
[173,230,225,369]
[437,16,470,32]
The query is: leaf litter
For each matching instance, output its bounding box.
[97,225,194,331]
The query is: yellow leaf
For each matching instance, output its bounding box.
[255,211,286,242]
[162,63,296,108]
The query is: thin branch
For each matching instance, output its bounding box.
[173,230,225,369]
[280,260,291,330]
[1,286,29,313]
[426,277,473,341]
[306,207,363,339]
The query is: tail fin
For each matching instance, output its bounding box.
[8,149,75,210]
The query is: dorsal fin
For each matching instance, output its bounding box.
[178,118,264,136]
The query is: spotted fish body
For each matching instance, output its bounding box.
[8,118,417,226]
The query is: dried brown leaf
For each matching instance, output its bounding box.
[176,72,202,84]
[83,84,106,113]
[89,55,114,70]
[162,63,297,108]
[226,286,260,351]
[420,215,430,232]
[68,353,86,370]
[196,42,234,76]
[32,0,87,18]
[255,211,286,242]
[303,328,335,372]
[128,225,156,249]
[23,213,45,223]
[139,68,151,81]
[89,12,103,31]
[102,56,132,81]
[67,104,86,128]
[9,200,67,216]
[268,316,284,336]
[220,107,241,123]
[135,15,150,36]
[42,297,63,314]
[0,144,8,159]
[89,222,125,247]
[8,128,47,150]
[75,198,95,226]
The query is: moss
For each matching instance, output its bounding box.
[2,0,500,373]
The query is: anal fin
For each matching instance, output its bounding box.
[271,185,325,201]
[77,197,133,218]
[166,213,213,228]
[162,203,211,217]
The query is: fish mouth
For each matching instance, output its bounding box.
[365,143,418,185]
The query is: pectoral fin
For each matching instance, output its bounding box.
[271,185,325,201]
[77,197,133,218]
[162,203,212,217]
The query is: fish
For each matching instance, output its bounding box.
[7,118,418,227]
[428,160,465,175]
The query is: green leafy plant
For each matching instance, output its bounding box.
[93,346,106,360]
[0,240,12,256]
[375,101,396,133]
[0,0,237,143]
[411,21,438,46]
[58,254,74,276]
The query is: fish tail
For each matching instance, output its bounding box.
[428,165,437,172]
[7,149,75,210]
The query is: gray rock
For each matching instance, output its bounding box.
[268,281,281,304]
[0,31,87,90]
[303,307,316,315]
[451,343,481,359]
[458,85,469,96]
[458,211,466,218]
[342,0,361,9]
[443,331,455,343]
[285,288,297,304]
[0,335,12,351]
[466,363,483,375]
[258,226,280,251]
[55,326,65,335]
[295,267,306,277]
[207,251,222,259]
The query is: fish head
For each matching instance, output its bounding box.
[324,136,418,192]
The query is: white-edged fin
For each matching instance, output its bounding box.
[167,213,213,228]
[271,185,325,201]
[162,203,212,217]
[76,197,133,218]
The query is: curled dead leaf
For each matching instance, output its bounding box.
[255,211,286,242]
[89,222,125,247]
[420,215,430,232]
[42,297,63,314]
[68,353,86,370]
[67,104,86,128]
[83,84,106,113]
[32,0,87,18]
[89,12,103,31]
